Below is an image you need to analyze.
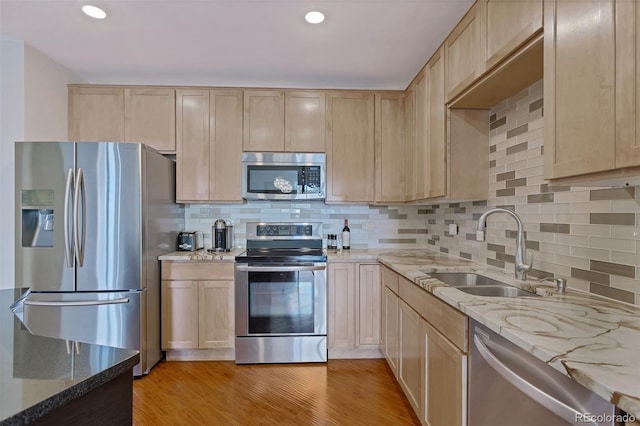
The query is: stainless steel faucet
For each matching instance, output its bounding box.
[476,207,533,280]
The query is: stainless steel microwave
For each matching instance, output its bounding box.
[242,152,325,201]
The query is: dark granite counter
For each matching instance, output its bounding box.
[0,289,140,425]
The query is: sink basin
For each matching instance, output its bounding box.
[455,286,538,298]
[425,272,508,287]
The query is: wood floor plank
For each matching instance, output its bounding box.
[133,359,420,425]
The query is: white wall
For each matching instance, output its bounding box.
[0,38,81,290]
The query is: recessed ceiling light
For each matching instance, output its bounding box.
[305,11,325,24]
[82,5,107,20]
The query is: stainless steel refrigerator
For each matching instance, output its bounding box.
[13,141,183,376]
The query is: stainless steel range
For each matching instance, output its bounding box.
[235,222,327,364]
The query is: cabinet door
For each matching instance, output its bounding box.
[176,89,210,202]
[382,285,399,376]
[69,87,125,142]
[243,90,284,152]
[210,90,243,201]
[357,264,380,347]
[427,47,447,198]
[124,88,176,152]
[415,71,429,200]
[544,0,616,179]
[423,321,467,426]
[326,92,375,203]
[161,280,198,349]
[616,0,640,168]
[375,93,406,203]
[198,280,235,349]
[328,262,356,349]
[399,299,423,417]
[404,84,416,201]
[484,0,543,69]
[285,91,326,152]
[445,2,486,101]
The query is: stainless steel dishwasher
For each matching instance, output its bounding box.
[469,320,619,426]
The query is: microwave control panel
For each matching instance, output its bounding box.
[303,167,322,193]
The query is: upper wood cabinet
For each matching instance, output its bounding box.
[243,90,285,152]
[404,84,416,201]
[404,69,428,202]
[426,47,447,199]
[483,0,543,69]
[243,90,326,152]
[326,92,375,203]
[285,91,326,152]
[543,0,638,180]
[124,87,176,152]
[374,93,406,203]
[69,86,176,152]
[69,86,125,142]
[176,89,243,203]
[444,2,486,102]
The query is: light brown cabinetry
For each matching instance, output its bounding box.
[69,86,176,152]
[483,0,543,69]
[285,91,326,152]
[124,87,176,152]
[445,2,486,102]
[243,90,326,152]
[545,0,640,182]
[160,262,235,359]
[328,262,381,358]
[381,265,468,426]
[425,47,447,199]
[69,86,125,142]
[175,89,243,203]
[381,270,400,376]
[326,92,375,203]
[375,93,406,203]
[399,299,424,416]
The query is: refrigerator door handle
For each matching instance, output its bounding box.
[73,168,86,267]
[64,168,74,268]
[24,297,130,307]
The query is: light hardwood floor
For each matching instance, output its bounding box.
[133,359,420,425]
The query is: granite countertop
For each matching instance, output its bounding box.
[158,247,245,261]
[371,249,640,419]
[0,289,140,425]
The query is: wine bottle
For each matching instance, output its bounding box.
[342,219,351,250]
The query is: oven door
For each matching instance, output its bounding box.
[235,263,327,337]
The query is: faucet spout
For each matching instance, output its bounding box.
[476,208,533,280]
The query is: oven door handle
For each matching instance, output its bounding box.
[236,265,326,272]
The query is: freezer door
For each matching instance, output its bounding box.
[15,142,76,292]
[76,142,142,291]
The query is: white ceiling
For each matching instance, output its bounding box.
[0,0,474,90]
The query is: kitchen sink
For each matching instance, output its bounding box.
[425,272,509,287]
[455,286,538,298]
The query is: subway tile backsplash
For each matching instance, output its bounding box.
[183,78,640,306]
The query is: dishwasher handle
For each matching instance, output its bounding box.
[473,333,596,425]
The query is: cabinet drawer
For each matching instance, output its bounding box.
[381,266,399,294]
[161,261,235,281]
[399,277,468,353]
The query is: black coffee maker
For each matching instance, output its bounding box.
[212,219,234,252]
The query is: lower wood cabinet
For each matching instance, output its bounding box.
[381,265,468,426]
[161,262,235,358]
[328,262,381,358]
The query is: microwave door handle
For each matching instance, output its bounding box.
[64,168,74,267]
[235,265,326,272]
[473,334,593,425]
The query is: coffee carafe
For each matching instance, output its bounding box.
[213,219,227,251]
